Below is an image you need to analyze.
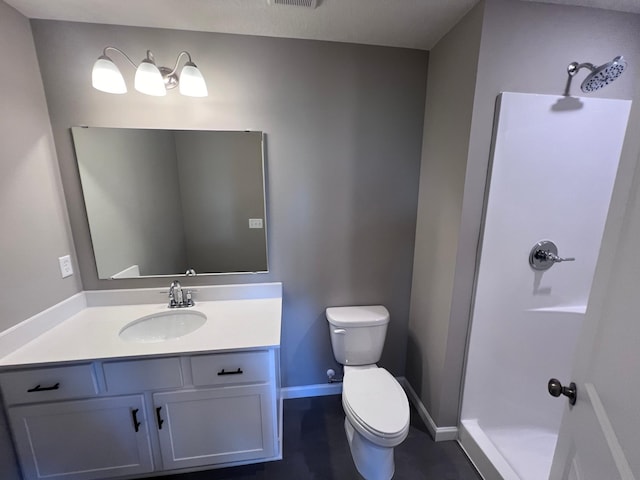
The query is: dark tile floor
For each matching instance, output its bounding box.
[154,395,482,480]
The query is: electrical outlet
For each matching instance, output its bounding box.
[58,255,73,278]
[248,218,264,229]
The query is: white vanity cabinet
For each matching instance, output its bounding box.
[0,349,280,480]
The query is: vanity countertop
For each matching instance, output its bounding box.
[0,283,282,368]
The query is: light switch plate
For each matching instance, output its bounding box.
[249,218,264,229]
[58,255,73,278]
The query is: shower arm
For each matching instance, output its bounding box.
[567,62,596,76]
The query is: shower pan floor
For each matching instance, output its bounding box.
[485,426,558,480]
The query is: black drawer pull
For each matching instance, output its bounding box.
[217,368,243,376]
[131,408,141,432]
[156,406,164,430]
[27,383,60,393]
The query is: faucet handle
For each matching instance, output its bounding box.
[184,290,195,307]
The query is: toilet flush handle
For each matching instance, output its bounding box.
[333,329,346,335]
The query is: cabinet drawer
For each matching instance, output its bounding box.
[0,364,97,405]
[191,351,271,386]
[103,357,183,394]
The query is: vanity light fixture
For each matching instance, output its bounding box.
[91,47,208,97]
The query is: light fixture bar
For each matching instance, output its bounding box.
[102,46,138,69]
[91,47,208,97]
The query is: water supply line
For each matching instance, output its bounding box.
[327,368,343,383]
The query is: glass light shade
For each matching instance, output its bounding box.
[91,56,127,94]
[134,60,166,96]
[179,62,208,97]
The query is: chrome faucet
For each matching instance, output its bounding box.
[168,280,195,308]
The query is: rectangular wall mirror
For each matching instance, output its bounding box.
[71,127,268,279]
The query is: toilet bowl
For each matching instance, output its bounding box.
[342,366,410,480]
[326,306,410,480]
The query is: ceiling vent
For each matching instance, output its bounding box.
[268,0,318,8]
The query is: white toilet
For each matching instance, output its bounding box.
[326,305,410,480]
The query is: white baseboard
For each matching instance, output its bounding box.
[399,377,459,442]
[280,382,342,399]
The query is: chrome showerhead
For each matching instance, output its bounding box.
[567,56,627,93]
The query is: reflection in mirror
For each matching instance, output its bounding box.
[71,127,267,279]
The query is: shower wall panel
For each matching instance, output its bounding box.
[461,92,631,479]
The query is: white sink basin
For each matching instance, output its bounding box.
[119,310,207,343]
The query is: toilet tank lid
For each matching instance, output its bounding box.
[326,305,389,327]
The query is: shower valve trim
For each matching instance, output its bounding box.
[529,240,575,271]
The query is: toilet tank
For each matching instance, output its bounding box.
[326,306,390,366]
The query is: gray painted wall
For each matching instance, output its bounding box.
[407,0,640,428]
[0,3,79,479]
[0,6,80,331]
[72,127,187,277]
[174,131,267,273]
[30,21,428,387]
[407,2,484,428]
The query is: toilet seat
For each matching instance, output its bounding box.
[342,367,410,447]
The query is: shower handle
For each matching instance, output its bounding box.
[535,250,575,263]
[548,378,577,405]
[529,240,575,271]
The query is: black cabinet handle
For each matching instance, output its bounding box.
[156,406,164,430]
[217,368,243,376]
[27,383,60,393]
[131,409,141,432]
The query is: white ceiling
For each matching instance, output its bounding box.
[4,0,640,51]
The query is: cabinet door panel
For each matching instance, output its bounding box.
[8,396,153,480]
[154,385,275,469]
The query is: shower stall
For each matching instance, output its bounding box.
[459,92,631,480]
